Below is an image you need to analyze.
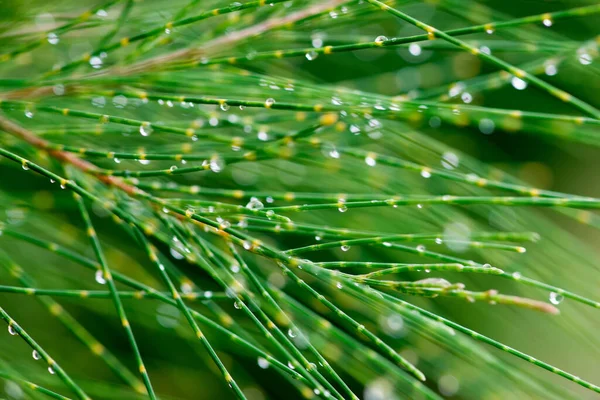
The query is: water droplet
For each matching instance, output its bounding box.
[579,53,592,65]
[47,32,59,45]
[95,270,107,284]
[180,282,193,294]
[420,169,432,178]
[305,51,318,61]
[234,301,242,309]
[24,109,34,118]
[257,357,269,369]
[435,238,443,244]
[374,35,388,44]
[229,1,243,11]
[89,56,103,69]
[545,63,558,76]
[512,272,522,280]
[365,155,376,167]
[542,18,552,27]
[549,292,563,305]
[511,77,527,90]
[242,240,252,250]
[335,282,343,289]
[340,245,350,252]
[382,242,392,247]
[265,98,276,107]
[32,350,41,360]
[246,197,264,210]
[8,325,17,335]
[404,43,421,57]
[220,102,230,111]
[287,329,297,338]
[486,28,494,34]
[441,152,459,170]
[209,157,224,173]
[21,162,29,170]
[170,247,184,260]
[48,366,55,374]
[139,123,153,137]
[479,118,495,134]
[416,245,426,252]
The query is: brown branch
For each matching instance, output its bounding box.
[0,113,139,196]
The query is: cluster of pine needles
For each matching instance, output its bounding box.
[0,0,599,399]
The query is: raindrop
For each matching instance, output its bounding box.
[338,205,348,213]
[233,301,242,309]
[305,51,318,61]
[95,270,107,284]
[139,123,153,137]
[32,350,41,360]
[8,325,17,335]
[257,357,270,369]
[408,43,421,56]
[374,35,388,44]
[89,56,103,69]
[24,109,34,118]
[420,169,432,178]
[486,28,494,34]
[287,329,297,338]
[229,1,243,11]
[209,157,224,173]
[265,98,276,107]
[416,245,426,252]
[48,366,55,374]
[170,247,184,260]
[549,292,563,305]
[257,131,269,141]
[542,18,552,27]
[511,77,527,90]
[441,152,459,170]
[47,32,59,45]
[340,245,350,252]
[246,197,264,210]
[545,63,558,76]
[579,53,592,65]
[479,118,495,134]
[220,102,230,111]
[365,155,376,167]
[335,282,343,289]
